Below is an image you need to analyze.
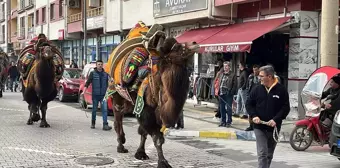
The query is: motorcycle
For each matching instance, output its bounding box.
[290,66,340,151]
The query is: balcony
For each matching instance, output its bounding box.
[67,6,103,23]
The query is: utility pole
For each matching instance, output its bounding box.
[83,0,87,65]
[320,0,339,67]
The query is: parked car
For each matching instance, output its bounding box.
[57,68,82,102]
[78,62,113,115]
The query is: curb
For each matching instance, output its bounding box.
[164,129,291,142]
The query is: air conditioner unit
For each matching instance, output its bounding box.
[89,0,100,7]
[68,0,80,8]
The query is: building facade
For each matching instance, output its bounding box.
[0,0,338,119]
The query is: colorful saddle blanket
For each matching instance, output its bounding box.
[18,45,64,83]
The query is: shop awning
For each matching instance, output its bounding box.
[199,17,291,53]
[176,26,226,44]
[176,17,291,53]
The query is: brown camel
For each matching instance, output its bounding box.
[109,36,198,168]
[20,38,64,127]
[0,50,9,98]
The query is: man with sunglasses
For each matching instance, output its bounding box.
[246,65,290,168]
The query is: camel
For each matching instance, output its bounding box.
[18,34,64,127]
[106,22,198,168]
[0,50,9,98]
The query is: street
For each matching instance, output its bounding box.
[0,92,339,168]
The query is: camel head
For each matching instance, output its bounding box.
[158,37,199,66]
[38,46,55,61]
[155,37,199,127]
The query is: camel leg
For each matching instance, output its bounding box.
[27,103,40,125]
[134,126,149,160]
[152,132,172,168]
[0,87,2,98]
[114,104,128,153]
[39,100,50,128]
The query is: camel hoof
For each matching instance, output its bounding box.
[27,119,33,125]
[135,151,149,160]
[158,160,172,168]
[40,121,50,128]
[117,145,128,153]
[32,113,41,122]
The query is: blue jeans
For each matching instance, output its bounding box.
[236,88,248,115]
[92,95,108,124]
[219,94,233,124]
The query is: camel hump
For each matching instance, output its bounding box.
[17,44,64,81]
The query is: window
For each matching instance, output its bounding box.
[36,10,39,24]
[59,0,64,17]
[42,7,46,23]
[50,4,55,20]
[1,3,4,20]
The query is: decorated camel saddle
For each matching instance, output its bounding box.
[105,21,166,116]
[17,34,64,88]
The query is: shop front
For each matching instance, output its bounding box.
[176,16,297,115]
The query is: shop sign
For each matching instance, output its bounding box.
[203,45,240,52]
[58,29,64,40]
[169,24,197,37]
[153,0,208,18]
[87,16,104,30]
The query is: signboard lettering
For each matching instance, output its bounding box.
[153,0,207,18]
[204,45,240,52]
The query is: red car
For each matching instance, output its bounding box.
[57,68,82,102]
[78,62,113,114]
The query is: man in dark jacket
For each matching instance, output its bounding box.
[246,65,290,168]
[85,60,112,131]
[235,62,248,118]
[216,61,237,127]
[245,64,260,131]
[320,76,340,122]
[8,62,19,92]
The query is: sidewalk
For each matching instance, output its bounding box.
[164,102,296,142]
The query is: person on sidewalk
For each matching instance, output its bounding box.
[85,60,112,131]
[8,62,19,92]
[245,64,260,131]
[235,62,248,118]
[213,59,224,118]
[246,65,290,168]
[216,61,237,127]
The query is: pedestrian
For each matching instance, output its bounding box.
[85,60,112,131]
[246,65,290,168]
[214,59,224,118]
[8,62,19,92]
[216,61,237,127]
[235,62,248,118]
[245,64,260,131]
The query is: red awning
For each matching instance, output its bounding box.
[176,26,226,44]
[199,17,291,53]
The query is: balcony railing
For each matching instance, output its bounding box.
[87,6,103,18]
[67,6,103,24]
[67,13,82,23]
